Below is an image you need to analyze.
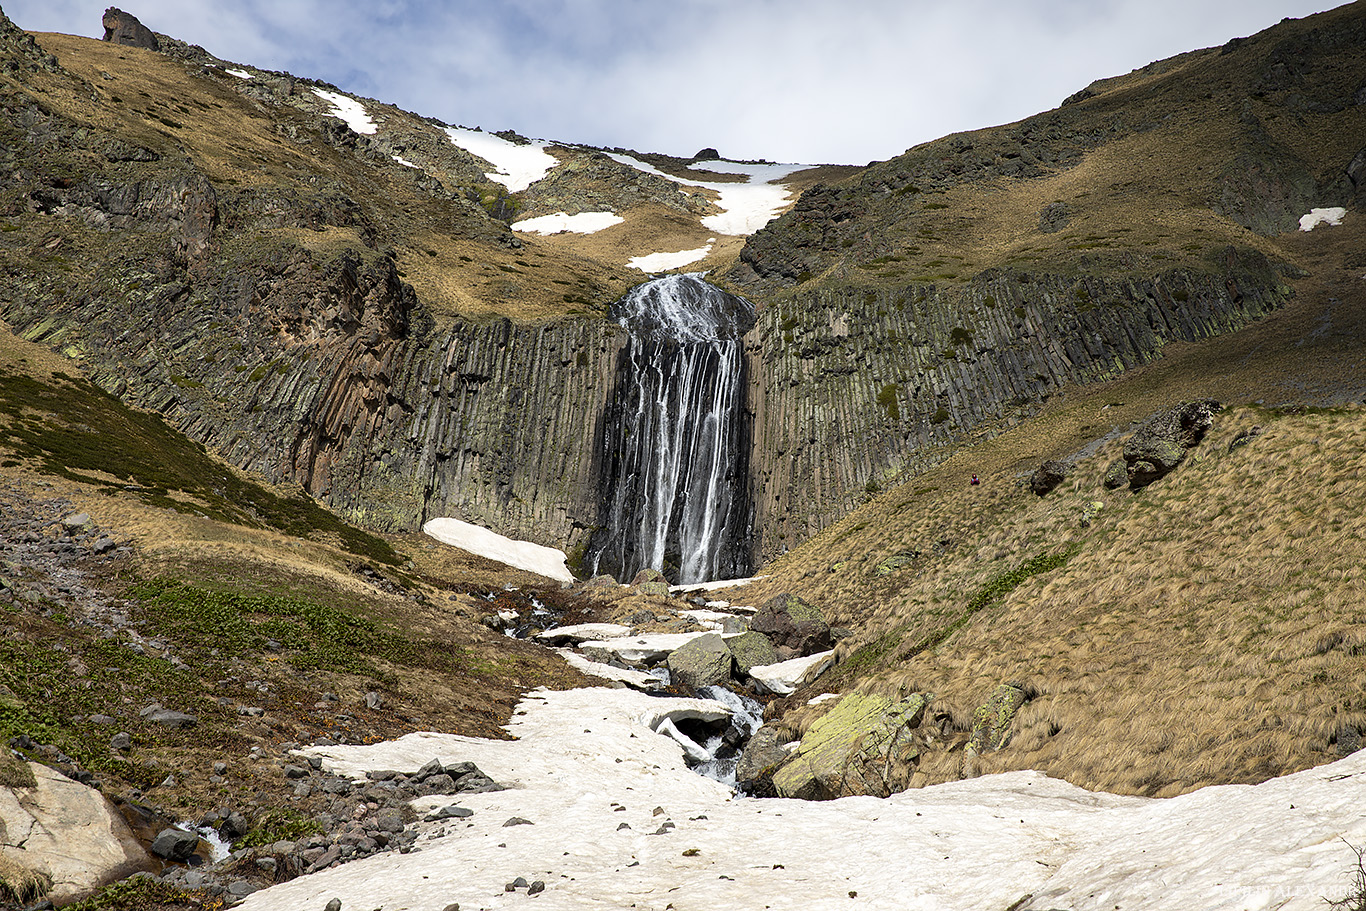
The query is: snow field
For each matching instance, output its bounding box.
[512,211,624,235]
[310,88,376,135]
[444,127,558,192]
[606,152,807,237]
[628,242,714,272]
[422,517,574,584]
[235,685,1366,911]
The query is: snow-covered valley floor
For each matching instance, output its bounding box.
[238,686,1366,911]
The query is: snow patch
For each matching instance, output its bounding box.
[670,575,767,594]
[749,649,837,695]
[627,242,713,272]
[225,68,252,79]
[513,211,623,235]
[422,518,573,584]
[444,127,558,192]
[391,155,419,169]
[1300,207,1347,231]
[606,152,807,236]
[237,686,1366,911]
[310,88,376,135]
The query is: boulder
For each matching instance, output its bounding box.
[734,725,795,797]
[1101,458,1128,490]
[101,8,159,51]
[666,634,734,689]
[725,631,779,677]
[1120,400,1221,489]
[1038,201,1070,233]
[1030,460,1070,496]
[772,693,927,800]
[150,827,199,861]
[1,761,153,904]
[750,593,832,658]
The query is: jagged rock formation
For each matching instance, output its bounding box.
[101,8,159,51]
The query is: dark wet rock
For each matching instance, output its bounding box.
[150,827,199,861]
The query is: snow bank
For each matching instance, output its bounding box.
[536,623,633,645]
[238,686,1366,911]
[422,518,573,584]
[579,630,741,667]
[1300,207,1347,231]
[513,211,624,235]
[627,243,713,272]
[444,127,558,192]
[749,649,837,695]
[555,649,661,690]
[606,152,807,237]
[310,88,376,135]
[670,575,767,594]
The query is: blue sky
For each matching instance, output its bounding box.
[4,0,1344,164]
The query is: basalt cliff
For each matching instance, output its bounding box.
[1,3,1363,569]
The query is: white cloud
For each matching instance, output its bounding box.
[4,0,1343,163]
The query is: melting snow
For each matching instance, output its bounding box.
[391,154,419,169]
[748,649,837,696]
[422,518,573,584]
[444,127,558,192]
[513,211,624,235]
[606,153,807,236]
[627,242,714,272]
[670,575,767,594]
[225,68,252,79]
[1300,207,1347,231]
[311,88,376,135]
[235,685,1366,911]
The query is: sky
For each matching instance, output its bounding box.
[4,0,1345,164]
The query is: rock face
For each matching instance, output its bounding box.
[749,594,832,659]
[1120,400,1221,489]
[771,693,928,800]
[0,762,153,905]
[101,8,160,51]
[734,724,794,797]
[741,254,1285,561]
[665,634,734,689]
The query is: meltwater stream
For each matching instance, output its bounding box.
[588,274,756,584]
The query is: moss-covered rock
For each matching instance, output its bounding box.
[772,692,927,800]
[726,631,779,676]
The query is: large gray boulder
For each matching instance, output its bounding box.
[772,693,928,800]
[1120,400,1221,489]
[750,593,832,659]
[1,761,153,905]
[666,634,734,689]
[725,631,779,677]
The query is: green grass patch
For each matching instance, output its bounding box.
[63,876,203,911]
[0,371,400,564]
[239,807,324,848]
[876,384,900,421]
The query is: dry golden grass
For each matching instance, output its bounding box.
[735,211,1366,796]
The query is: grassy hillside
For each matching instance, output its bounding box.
[731,214,1366,795]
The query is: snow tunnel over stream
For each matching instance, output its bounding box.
[587,273,756,584]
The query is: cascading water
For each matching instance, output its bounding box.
[588,274,755,584]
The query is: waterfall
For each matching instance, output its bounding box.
[588,274,755,584]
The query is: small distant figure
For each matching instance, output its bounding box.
[970,475,980,486]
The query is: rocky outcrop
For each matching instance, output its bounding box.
[101,7,159,51]
[749,594,831,659]
[962,684,1029,777]
[1030,460,1070,496]
[771,693,928,800]
[0,761,153,905]
[1120,400,1221,489]
[742,253,1286,560]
